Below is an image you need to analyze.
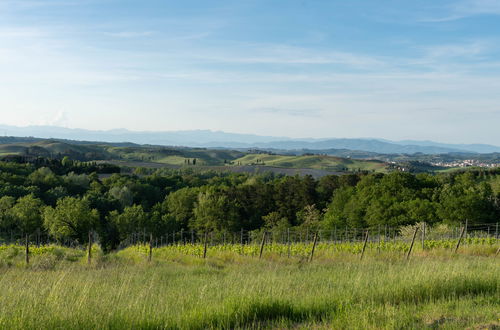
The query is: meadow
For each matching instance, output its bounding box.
[0,241,498,329]
[231,153,387,172]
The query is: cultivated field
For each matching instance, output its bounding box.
[232,153,388,172]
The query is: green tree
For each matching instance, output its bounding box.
[28,167,61,191]
[61,156,73,168]
[163,187,199,230]
[297,204,322,231]
[322,186,356,229]
[43,197,99,243]
[0,196,16,230]
[262,212,289,229]
[10,194,44,234]
[108,204,149,240]
[437,180,497,225]
[192,188,239,233]
[108,186,134,208]
[316,175,341,208]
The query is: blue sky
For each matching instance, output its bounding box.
[1,0,500,143]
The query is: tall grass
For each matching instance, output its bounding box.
[0,245,498,329]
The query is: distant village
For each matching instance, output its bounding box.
[431,159,500,168]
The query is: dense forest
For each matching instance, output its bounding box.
[0,158,499,251]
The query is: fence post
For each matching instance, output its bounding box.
[495,222,498,239]
[148,233,153,262]
[87,231,92,265]
[25,234,29,265]
[464,219,468,245]
[240,228,244,255]
[259,231,267,259]
[377,225,381,253]
[454,224,466,254]
[406,226,419,260]
[287,228,291,258]
[309,231,319,262]
[360,230,369,260]
[421,222,426,250]
[203,232,208,259]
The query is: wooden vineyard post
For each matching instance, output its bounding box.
[87,231,92,265]
[406,226,419,261]
[240,228,244,255]
[148,233,153,262]
[309,232,319,262]
[464,219,468,245]
[287,228,291,258]
[421,222,426,251]
[454,224,467,254]
[377,225,381,254]
[360,230,369,260]
[259,231,267,259]
[25,234,29,265]
[203,232,208,259]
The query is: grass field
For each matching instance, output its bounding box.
[233,154,388,172]
[0,242,498,329]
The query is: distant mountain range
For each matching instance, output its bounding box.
[1,124,499,155]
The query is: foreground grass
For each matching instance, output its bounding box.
[0,246,498,329]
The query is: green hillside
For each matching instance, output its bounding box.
[232,154,388,172]
[0,141,109,160]
[105,146,245,165]
[0,139,389,172]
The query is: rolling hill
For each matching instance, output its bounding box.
[232,154,387,172]
[0,138,391,173]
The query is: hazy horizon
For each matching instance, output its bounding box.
[2,123,500,149]
[1,1,500,144]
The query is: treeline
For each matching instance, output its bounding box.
[0,159,499,251]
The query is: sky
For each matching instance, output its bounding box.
[0,0,500,144]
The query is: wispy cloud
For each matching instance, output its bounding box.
[422,0,500,22]
[0,27,48,38]
[0,0,84,11]
[422,41,489,59]
[197,44,385,68]
[103,31,155,38]
[251,107,323,118]
[37,110,69,126]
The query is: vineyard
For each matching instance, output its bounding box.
[1,223,499,266]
